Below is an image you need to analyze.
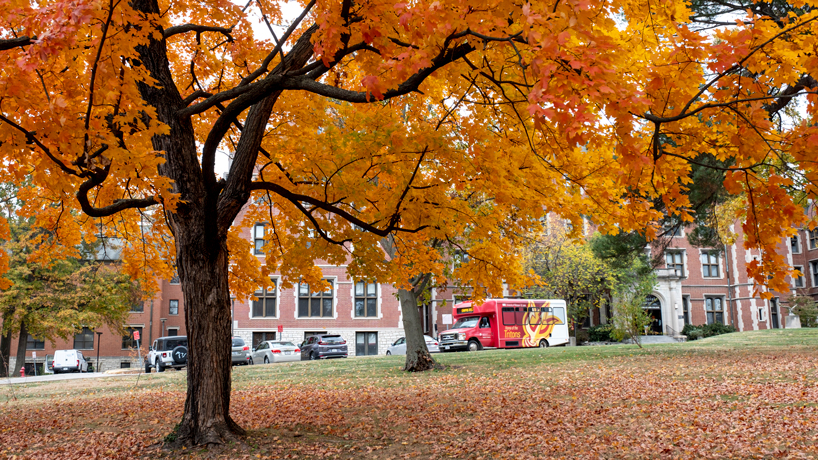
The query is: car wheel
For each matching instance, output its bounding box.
[468,340,481,352]
[157,359,165,373]
[264,356,269,364]
[538,339,549,348]
[145,360,151,373]
[248,358,254,365]
[386,351,391,355]
[310,352,317,360]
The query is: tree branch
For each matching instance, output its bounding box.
[0,36,33,51]
[163,24,233,40]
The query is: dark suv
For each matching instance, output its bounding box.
[146,336,188,373]
[300,334,348,360]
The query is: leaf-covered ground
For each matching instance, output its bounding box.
[2,329,817,459]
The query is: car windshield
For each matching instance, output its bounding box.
[452,316,479,329]
[271,342,296,347]
[232,338,245,347]
[164,338,187,349]
[320,336,344,344]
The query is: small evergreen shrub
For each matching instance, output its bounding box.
[588,325,612,342]
[682,323,736,340]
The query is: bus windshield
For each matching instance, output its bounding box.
[452,316,479,329]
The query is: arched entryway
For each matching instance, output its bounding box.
[643,295,663,334]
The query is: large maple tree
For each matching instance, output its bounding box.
[2,0,818,448]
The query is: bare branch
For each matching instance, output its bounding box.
[0,36,33,51]
[163,24,234,40]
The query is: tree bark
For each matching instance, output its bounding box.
[174,229,245,445]
[397,281,438,372]
[381,236,439,372]
[12,321,26,376]
[0,311,12,377]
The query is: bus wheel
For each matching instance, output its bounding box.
[468,340,482,352]
[538,339,549,348]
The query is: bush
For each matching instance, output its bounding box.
[789,295,818,328]
[575,328,590,343]
[682,323,736,340]
[588,325,612,342]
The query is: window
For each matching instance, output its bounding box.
[120,361,131,369]
[354,281,377,317]
[252,281,277,317]
[169,299,179,315]
[252,332,276,348]
[356,332,378,356]
[810,229,818,250]
[811,260,818,287]
[122,327,143,349]
[682,296,690,326]
[705,297,724,325]
[792,236,801,254]
[794,266,805,288]
[298,280,334,317]
[700,251,719,278]
[167,327,179,337]
[665,251,684,276]
[130,301,144,313]
[254,224,266,254]
[170,273,180,284]
[27,334,45,350]
[73,327,94,350]
[757,307,767,322]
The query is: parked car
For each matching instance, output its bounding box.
[232,337,252,365]
[300,334,348,360]
[52,349,89,374]
[145,336,188,373]
[386,335,440,355]
[252,341,301,364]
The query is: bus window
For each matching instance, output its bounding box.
[515,307,525,325]
[502,307,515,326]
[552,307,566,324]
[528,307,540,325]
[479,317,490,328]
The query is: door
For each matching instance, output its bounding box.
[478,317,493,346]
[770,298,780,329]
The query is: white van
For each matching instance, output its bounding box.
[52,349,89,374]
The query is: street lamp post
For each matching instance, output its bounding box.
[95,331,102,373]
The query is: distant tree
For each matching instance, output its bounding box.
[524,226,618,336]
[609,275,657,348]
[788,294,818,328]
[0,186,137,377]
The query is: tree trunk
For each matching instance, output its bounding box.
[380,236,439,371]
[0,308,13,377]
[12,321,26,376]
[398,283,438,372]
[174,229,245,446]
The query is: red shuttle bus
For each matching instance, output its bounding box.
[439,299,569,352]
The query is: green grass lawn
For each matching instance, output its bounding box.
[2,328,817,459]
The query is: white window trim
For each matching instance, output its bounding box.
[793,265,805,288]
[791,234,802,254]
[809,259,818,288]
[294,277,338,320]
[698,248,723,279]
[665,249,688,278]
[250,277,279,319]
[758,306,768,322]
[169,299,180,316]
[350,281,382,320]
[702,294,726,324]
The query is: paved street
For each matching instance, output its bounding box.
[0,372,135,385]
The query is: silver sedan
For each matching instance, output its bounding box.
[386,335,440,355]
[252,341,301,364]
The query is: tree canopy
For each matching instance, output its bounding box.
[3,0,818,447]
